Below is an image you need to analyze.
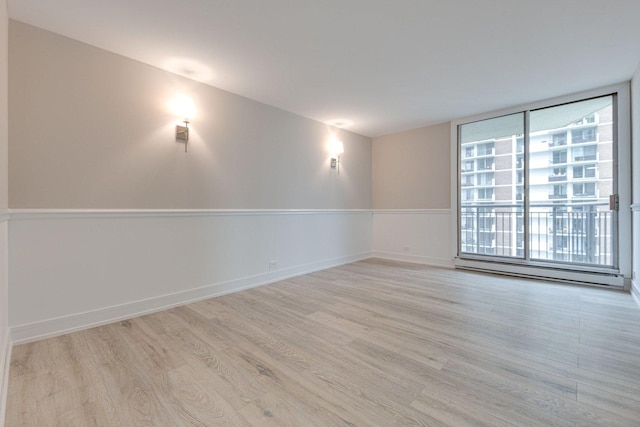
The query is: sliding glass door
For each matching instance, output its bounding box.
[458,95,618,271]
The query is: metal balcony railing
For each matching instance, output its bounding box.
[548,174,567,182]
[549,140,567,147]
[460,202,613,266]
[572,134,596,144]
[573,155,597,162]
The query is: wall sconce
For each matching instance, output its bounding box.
[330,139,344,174]
[171,95,195,153]
[176,119,190,152]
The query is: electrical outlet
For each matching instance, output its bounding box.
[403,246,410,252]
[268,260,279,270]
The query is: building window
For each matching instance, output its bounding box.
[552,150,567,164]
[463,147,474,158]
[573,164,596,179]
[462,189,474,201]
[477,142,494,156]
[550,184,567,199]
[477,172,493,186]
[573,182,596,197]
[477,188,493,200]
[477,158,493,171]
[572,145,597,162]
[571,127,596,144]
[552,133,567,147]
[549,167,567,182]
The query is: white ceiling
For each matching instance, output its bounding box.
[8,0,640,137]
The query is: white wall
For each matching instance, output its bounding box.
[9,210,371,342]
[371,123,452,266]
[632,63,640,303]
[0,0,9,422]
[372,210,452,267]
[6,21,374,343]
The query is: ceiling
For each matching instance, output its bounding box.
[7,0,640,138]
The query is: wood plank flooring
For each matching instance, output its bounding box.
[6,259,640,426]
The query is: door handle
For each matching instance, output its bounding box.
[609,194,619,211]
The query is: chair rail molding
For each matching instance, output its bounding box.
[8,208,372,220]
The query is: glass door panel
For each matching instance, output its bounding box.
[459,113,524,258]
[528,95,615,267]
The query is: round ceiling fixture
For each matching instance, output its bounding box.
[326,119,354,128]
[163,57,214,82]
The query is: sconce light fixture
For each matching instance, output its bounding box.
[176,119,190,152]
[330,139,344,174]
[171,95,195,153]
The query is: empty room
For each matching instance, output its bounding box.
[1,0,640,425]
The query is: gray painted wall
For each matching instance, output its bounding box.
[372,122,450,209]
[0,4,6,210]
[1,0,9,411]
[9,21,372,209]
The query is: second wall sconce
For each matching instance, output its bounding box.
[330,139,344,174]
[176,119,190,152]
[171,95,195,153]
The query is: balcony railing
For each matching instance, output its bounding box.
[460,202,612,266]
[476,149,494,157]
[573,155,597,162]
[550,158,568,165]
[572,135,596,144]
[549,174,567,182]
[549,141,567,147]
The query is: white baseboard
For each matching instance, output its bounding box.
[11,252,371,344]
[371,250,453,269]
[0,329,11,427]
[632,280,640,309]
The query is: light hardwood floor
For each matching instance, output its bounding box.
[6,259,640,426]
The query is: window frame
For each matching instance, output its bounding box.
[450,83,631,288]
